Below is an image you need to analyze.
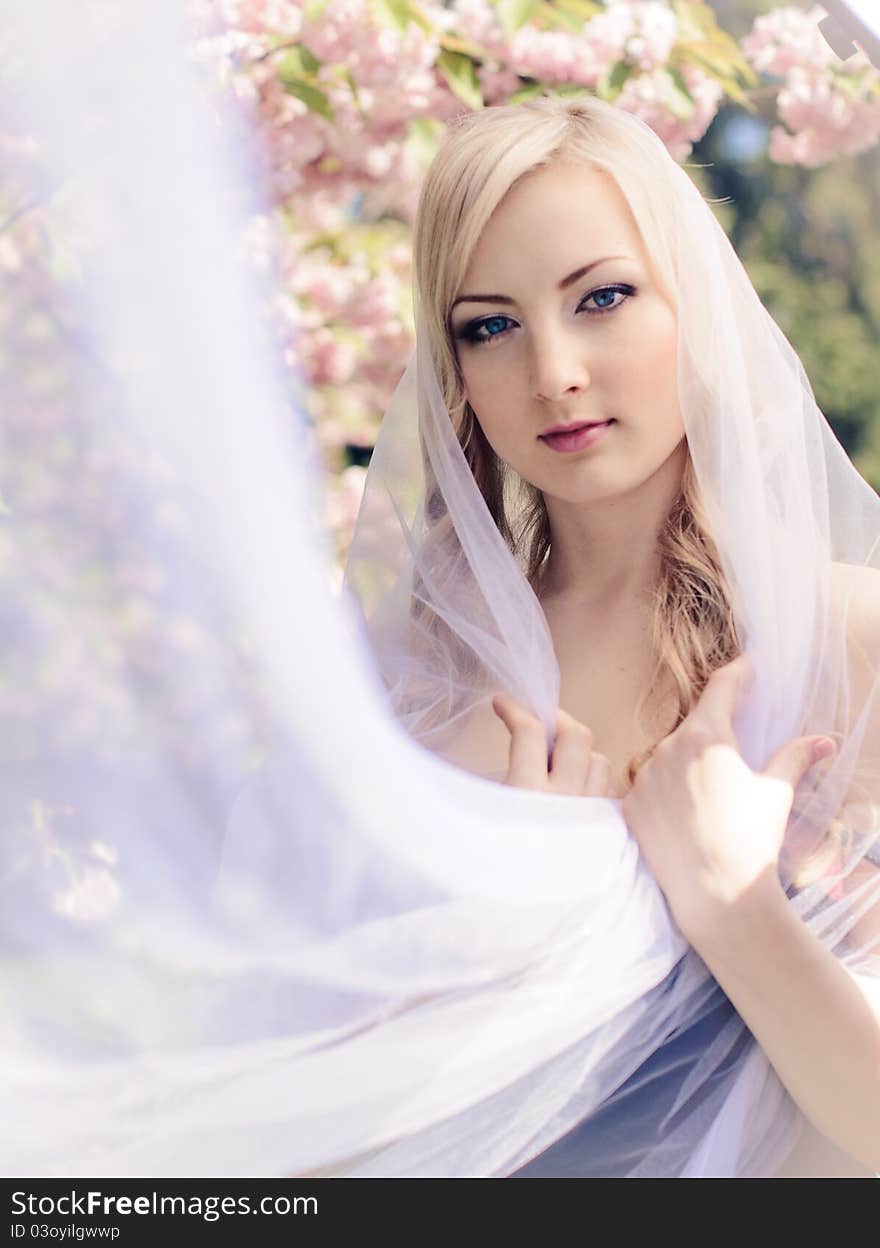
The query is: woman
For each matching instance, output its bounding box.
[345,95,880,1177]
[430,148,692,797]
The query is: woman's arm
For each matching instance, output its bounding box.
[686,870,880,1173]
[620,646,880,1173]
[691,569,880,1171]
[489,565,880,1171]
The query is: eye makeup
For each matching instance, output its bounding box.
[452,283,638,348]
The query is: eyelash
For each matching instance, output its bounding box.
[454,284,637,348]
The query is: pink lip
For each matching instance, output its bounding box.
[539,420,614,453]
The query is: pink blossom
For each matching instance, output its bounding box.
[477,62,522,105]
[346,272,401,331]
[678,62,725,139]
[741,5,835,77]
[298,265,359,316]
[743,5,880,168]
[299,0,361,61]
[507,28,588,86]
[353,25,439,91]
[423,81,471,124]
[617,64,722,160]
[357,170,421,225]
[450,0,508,57]
[288,190,350,232]
[420,2,458,36]
[297,327,360,385]
[266,110,325,167]
[359,72,442,125]
[210,1,304,38]
[301,0,439,90]
[327,463,368,535]
[772,74,880,165]
[586,1,678,74]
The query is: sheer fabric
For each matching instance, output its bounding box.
[0,0,877,1178]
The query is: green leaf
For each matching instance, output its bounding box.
[671,0,718,39]
[665,66,695,122]
[282,78,334,121]
[547,0,603,26]
[407,3,441,35]
[408,117,444,143]
[436,49,484,110]
[508,79,546,104]
[304,0,333,20]
[537,0,602,34]
[672,2,756,80]
[675,47,755,110]
[300,231,343,256]
[276,46,321,81]
[830,69,873,102]
[407,117,445,165]
[299,45,321,76]
[344,66,362,110]
[720,77,756,111]
[676,38,747,79]
[437,32,486,57]
[496,0,544,37]
[596,59,633,103]
[541,7,581,34]
[369,0,411,30]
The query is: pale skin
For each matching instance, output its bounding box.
[444,158,880,1172]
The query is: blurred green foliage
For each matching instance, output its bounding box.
[692,97,880,492]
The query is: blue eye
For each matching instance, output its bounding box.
[455,284,636,348]
[580,284,636,313]
[590,287,622,309]
[481,315,512,338]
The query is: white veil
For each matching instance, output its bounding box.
[2,0,878,1179]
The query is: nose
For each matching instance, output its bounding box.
[529,328,591,403]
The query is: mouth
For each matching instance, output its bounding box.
[538,419,616,453]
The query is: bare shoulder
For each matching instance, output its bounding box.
[830,561,880,653]
[830,560,880,611]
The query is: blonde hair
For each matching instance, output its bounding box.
[412,94,740,787]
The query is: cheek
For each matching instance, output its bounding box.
[632,312,680,424]
[459,355,514,431]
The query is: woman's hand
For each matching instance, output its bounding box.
[620,653,837,942]
[491,694,612,797]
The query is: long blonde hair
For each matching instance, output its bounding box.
[412,94,740,786]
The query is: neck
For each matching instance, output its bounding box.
[536,440,688,612]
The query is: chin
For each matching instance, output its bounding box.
[542,475,627,507]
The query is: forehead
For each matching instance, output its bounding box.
[461,160,644,285]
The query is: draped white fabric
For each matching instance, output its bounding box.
[1,0,877,1179]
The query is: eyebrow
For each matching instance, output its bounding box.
[450,256,631,311]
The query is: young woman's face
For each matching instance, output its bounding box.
[449,160,684,507]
